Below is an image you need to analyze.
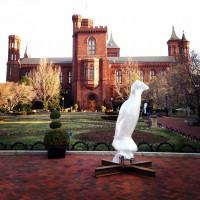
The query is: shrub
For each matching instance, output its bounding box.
[74,103,79,111]
[101,105,106,112]
[49,121,62,129]
[44,128,70,147]
[50,110,61,119]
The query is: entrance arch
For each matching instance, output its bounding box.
[88,93,97,112]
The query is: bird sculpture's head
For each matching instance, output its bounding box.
[131,80,149,94]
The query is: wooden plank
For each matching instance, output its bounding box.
[102,159,152,168]
[95,165,122,177]
[131,161,152,168]
[122,165,156,178]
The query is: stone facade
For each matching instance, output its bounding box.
[6,14,190,111]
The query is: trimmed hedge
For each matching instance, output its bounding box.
[44,128,70,147]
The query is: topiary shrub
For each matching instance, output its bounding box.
[44,128,70,147]
[49,121,62,129]
[44,110,70,158]
[50,110,61,120]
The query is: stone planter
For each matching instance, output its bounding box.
[47,146,66,159]
[151,115,158,128]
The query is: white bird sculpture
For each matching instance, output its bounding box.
[112,80,149,163]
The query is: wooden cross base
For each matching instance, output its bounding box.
[95,158,156,178]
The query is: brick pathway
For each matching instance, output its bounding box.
[0,154,200,200]
[157,117,200,138]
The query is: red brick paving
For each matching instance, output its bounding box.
[0,154,200,200]
[158,117,200,138]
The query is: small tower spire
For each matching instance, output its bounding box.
[107,33,119,48]
[107,33,120,57]
[181,30,188,41]
[24,44,31,58]
[169,26,180,40]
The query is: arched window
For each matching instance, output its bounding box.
[68,71,72,83]
[84,68,88,79]
[88,37,96,55]
[150,70,155,80]
[126,70,131,80]
[160,70,166,76]
[139,70,144,81]
[60,72,63,83]
[89,64,94,80]
[116,70,122,84]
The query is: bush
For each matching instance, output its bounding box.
[44,128,70,147]
[49,121,62,129]
[101,105,106,112]
[50,110,61,119]
[0,107,7,113]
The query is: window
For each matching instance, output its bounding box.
[160,70,166,76]
[9,67,12,76]
[116,70,122,84]
[139,70,144,81]
[89,65,94,80]
[25,71,30,77]
[126,70,131,80]
[68,71,72,83]
[14,54,17,60]
[150,70,155,80]
[11,54,14,60]
[60,72,63,83]
[84,68,88,79]
[88,37,96,55]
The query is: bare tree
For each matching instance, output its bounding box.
[30,58,61,110]
[111,59,140,102]
[148,50,200,116]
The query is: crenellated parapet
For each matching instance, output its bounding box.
[74,26,107,33]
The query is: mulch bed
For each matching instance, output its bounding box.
[75,130,168,144]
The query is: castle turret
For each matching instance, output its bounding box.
[6,35,21,82]
[167,26,180,56]
[107,33,120,57]
[179,31,190,57]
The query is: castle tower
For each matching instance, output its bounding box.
[6,35,21,82]
[107,33,120,57]
[179,31,190,57]
[71,14,109,111]
[167,27,180,56]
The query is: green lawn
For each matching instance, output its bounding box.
[0,112,199,152]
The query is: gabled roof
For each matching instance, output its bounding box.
[108,56,176,63]
[107,33,119,48]
[20,57,72,65]
[169,26,180,41]
[20,56,175,65]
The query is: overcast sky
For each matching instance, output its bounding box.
[0,0,200,83]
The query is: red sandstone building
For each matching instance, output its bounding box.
[6,14,190,111]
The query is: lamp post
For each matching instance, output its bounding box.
[111,97,113,111]
[62,97,64,112]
